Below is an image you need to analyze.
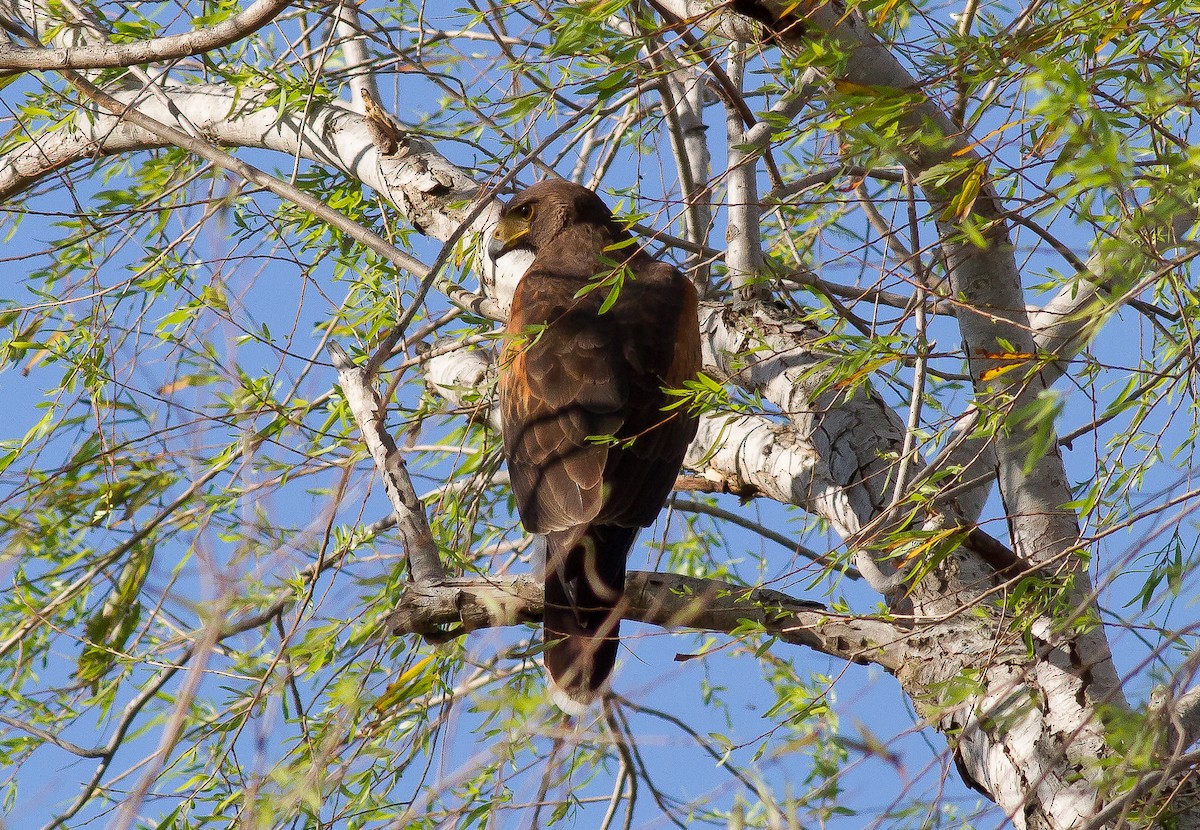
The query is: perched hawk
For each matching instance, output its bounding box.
[489,181,701,711]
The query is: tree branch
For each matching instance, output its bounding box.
[386,571,907,671]
[1178,686,1200,749]
[0,0,293,71]
[329,343,446,585]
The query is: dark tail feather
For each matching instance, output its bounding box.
[543,524,639,713]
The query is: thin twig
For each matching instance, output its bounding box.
[668,496,859,579]
[888,171,929,508]
[0,713,106,759]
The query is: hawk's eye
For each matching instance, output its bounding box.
[513,203,534,221]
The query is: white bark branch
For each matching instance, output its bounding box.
[0,0,293,70]
[1152,677,1200,753]
[655,64,714,290]
[634,5,1133,828]
[329,344,445,584]
[722,43,763,297]
[939,253,1185,525]
[1179,686,1200,749]
[0,83,506,317]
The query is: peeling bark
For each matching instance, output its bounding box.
[615,2,1154,828]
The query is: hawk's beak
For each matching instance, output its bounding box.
[488,216,530,263]
[487,234,506,263]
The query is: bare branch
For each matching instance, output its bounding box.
[722,42,763,298]
[654,63,714,290]
[386,571,908,671]
[0,0,293,70]
[330,0,378,104]
[0,713,106,759]
[329,343,446,585]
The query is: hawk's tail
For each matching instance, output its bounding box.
[543,524,639,713]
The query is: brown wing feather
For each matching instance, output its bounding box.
[501,261,700,534]
[596,262,701,526]
[500,271,626,533]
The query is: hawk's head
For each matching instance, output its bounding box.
[488,180,617,262]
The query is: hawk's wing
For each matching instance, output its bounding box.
[598,261,701,527]
[500,267,625,534]
[500,261,700,534]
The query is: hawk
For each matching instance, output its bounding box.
[489,181,702,712]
